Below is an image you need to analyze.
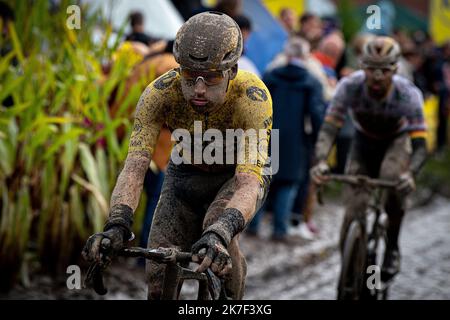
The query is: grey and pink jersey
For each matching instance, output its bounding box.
[325,70,427,139]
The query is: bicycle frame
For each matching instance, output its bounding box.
[365,189,389,265]
[322,174,396,300]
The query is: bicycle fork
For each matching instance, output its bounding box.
[162,263,210,300]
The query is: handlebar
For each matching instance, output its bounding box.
[316,174,397,205]
[119,247,193,263]
[84,247,194,296]
[325,174,397,189]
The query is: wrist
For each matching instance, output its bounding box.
[202,208,245,247]
[203,231,227,247]
[104,204,134,241]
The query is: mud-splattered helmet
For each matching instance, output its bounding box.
[360,36,401,70]
[173,11,243,71]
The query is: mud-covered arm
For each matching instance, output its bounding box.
[202,173,261,246]
[313,76,352,163]
[404,87,428,176]
[203,78,273,246]
[314,121,340,163]
[410,137,427,176]
[105,84,165,237]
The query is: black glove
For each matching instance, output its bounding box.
[82,227,128,266]
[82,204,134,266]
[191,232,232,278]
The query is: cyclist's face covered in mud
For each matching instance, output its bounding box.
[364,64,396,99]
[180,65,238,114]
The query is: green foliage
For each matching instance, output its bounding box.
[417,147,450,197]
[336,0,363,42]
[0,0,145,290]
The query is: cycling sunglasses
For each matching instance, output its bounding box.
[179,67,227,86]
[361,61,397,72]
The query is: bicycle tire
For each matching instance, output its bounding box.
[337,220,367,300]
[363,214,389,300]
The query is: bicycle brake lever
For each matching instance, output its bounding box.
[84,262,108,295]
[205,269,221,300]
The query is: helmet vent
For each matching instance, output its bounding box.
[223,50,233,62]
[189,54,208,62]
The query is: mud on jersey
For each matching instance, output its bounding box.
[128,69,273,185]
[325,70,427,139]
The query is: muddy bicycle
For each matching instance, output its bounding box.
[321,174,397,300]
[84,240,229,300]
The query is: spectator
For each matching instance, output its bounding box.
[266,44,335,102]
[234,14,261,78]
[214,0,242,18]
[125,11,157,46]
[246,37,325,242]
[436,41,450,150]
[297,13,323,51]
[315,31,353,175]
[279,7,297,36]
[189,0,242,19]
[289,31,346,239]
[312,31,345,88]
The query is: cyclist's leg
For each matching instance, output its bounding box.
[146,172,203,300]
[379,132,411,253]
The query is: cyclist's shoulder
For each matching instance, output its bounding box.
[392,74,424,105]
[340,70,365,87]
[392,73,419,91]
[336,70,365,95]
[230,70,272,109]
[147,68,182,95]
[135,69,182,118]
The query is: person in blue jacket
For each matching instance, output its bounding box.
[247,37,325,242]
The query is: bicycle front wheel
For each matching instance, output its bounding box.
[337,220,367,300]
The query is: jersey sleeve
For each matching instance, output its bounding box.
[406,86,427,139]
[324,76,352,127]
[128,71,177,155]
[234,74,273,186]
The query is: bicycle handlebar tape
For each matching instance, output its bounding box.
[202,208,246,247]
[315,121,339,163]
[103,204,134,241]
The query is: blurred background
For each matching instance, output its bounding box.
[0,0,449,299]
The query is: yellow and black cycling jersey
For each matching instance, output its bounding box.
[128,69,273,185]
